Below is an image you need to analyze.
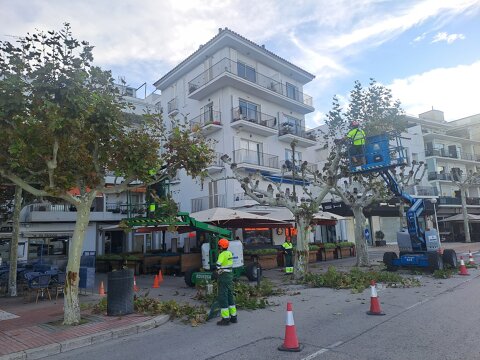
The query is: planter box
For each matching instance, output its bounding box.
[339,246,355,257]
[308,251,318,263]
[319,248,338,261]
[96,259,123,272]
[142,255,163,274]
[375,240,386,247]
[124,261,141,275]
[245,254,278,270]
[180,253,202,272]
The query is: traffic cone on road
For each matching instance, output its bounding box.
[459,256,470,276]
[133,276,139,292]
[278,302,302,352]
[468,251,475,265]
[99,281,106,296]
[152,275,160,288]
[367,280,385,316]
[158,270,164,283]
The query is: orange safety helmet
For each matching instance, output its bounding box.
[218,238,229,249]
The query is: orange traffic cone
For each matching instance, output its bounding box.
[158,270,164,283]
[99,281,106,296]
[459,256,470,276]
[133,276,139,292]
[468,251,475,265]
[367,280,385,316]
[278,302,302,352]
[152,275,160,288]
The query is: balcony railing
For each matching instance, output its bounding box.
[188,57,313,107]
[425,149,480,162]
[167,98,179,115]
[191,194,226,212]
[190,110,222,130]
[208,152,224,167]
[231,107,277,129]
[428,172,453,181]
[279,116,316,141]
[279,160,318,173]
[404,185,438,197]
[233,149,279,169]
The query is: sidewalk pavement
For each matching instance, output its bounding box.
[2,241,480,359]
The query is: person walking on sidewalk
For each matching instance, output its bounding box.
[216,238,237,326]
[282,237,294,274]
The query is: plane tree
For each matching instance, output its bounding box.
[324,79,406,266]
[222,141,340,279]
[0,24,213,324]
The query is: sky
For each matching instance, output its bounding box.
[2,0,480,129]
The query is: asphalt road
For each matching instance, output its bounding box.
[50,266,480,360]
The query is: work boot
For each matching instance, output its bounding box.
[230,316,237,324]
[217,318,230,326]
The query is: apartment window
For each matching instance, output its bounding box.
[239,99,259,122]
[285,149,302,171]
[240,139,263,165]
[200,102,214,123]
[237,62,256,83]
[282,115,302,135]
[286,82,299,101]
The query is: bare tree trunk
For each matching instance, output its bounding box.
[352,205,370,266]
[8,186,22,297]
[294,216,310,280]
[63,196,94,325]
[460,187,471,243]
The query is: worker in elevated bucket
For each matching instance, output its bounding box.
[346,121,366,165]
[216,238,237,325]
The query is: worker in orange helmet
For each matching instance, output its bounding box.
[216,238,237,325]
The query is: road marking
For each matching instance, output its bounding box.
[301,348,328,360]
[301,341,343,360]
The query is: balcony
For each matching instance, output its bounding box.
[191,194,226,212]
[438,197,480,206]
[404,185,438,197]
[230,107,278,137]
[167,98,179,117]
[24,202,147,222]
[428,172,453,181]
[278,122,316,147]
[188,58,314,114]
[276,160,318,178]
[425,149,480,163]
[189,110,222,135]
[232,149,279,171]
[205,152,225,174]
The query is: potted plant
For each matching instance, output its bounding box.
[338,241,356,257]
[308,244,319,263]
[321,243,338,261]
[96,254,123,272]
[244,248,278,269]
[375,231,386,247]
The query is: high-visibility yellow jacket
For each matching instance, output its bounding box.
[217,250,233,272]
[346,128,366,145]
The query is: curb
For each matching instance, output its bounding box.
[0,315,169,360]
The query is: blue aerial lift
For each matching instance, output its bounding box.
[348,133,457,272]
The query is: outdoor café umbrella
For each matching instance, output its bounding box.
[190,207,290,228]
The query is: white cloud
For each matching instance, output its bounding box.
[388,61,480,120]
[431,31,466,44]
[413,32,427,42]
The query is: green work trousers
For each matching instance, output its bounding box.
[218,272,235,318]
[284,252,293,273]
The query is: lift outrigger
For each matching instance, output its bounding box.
[348,133,457,272]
